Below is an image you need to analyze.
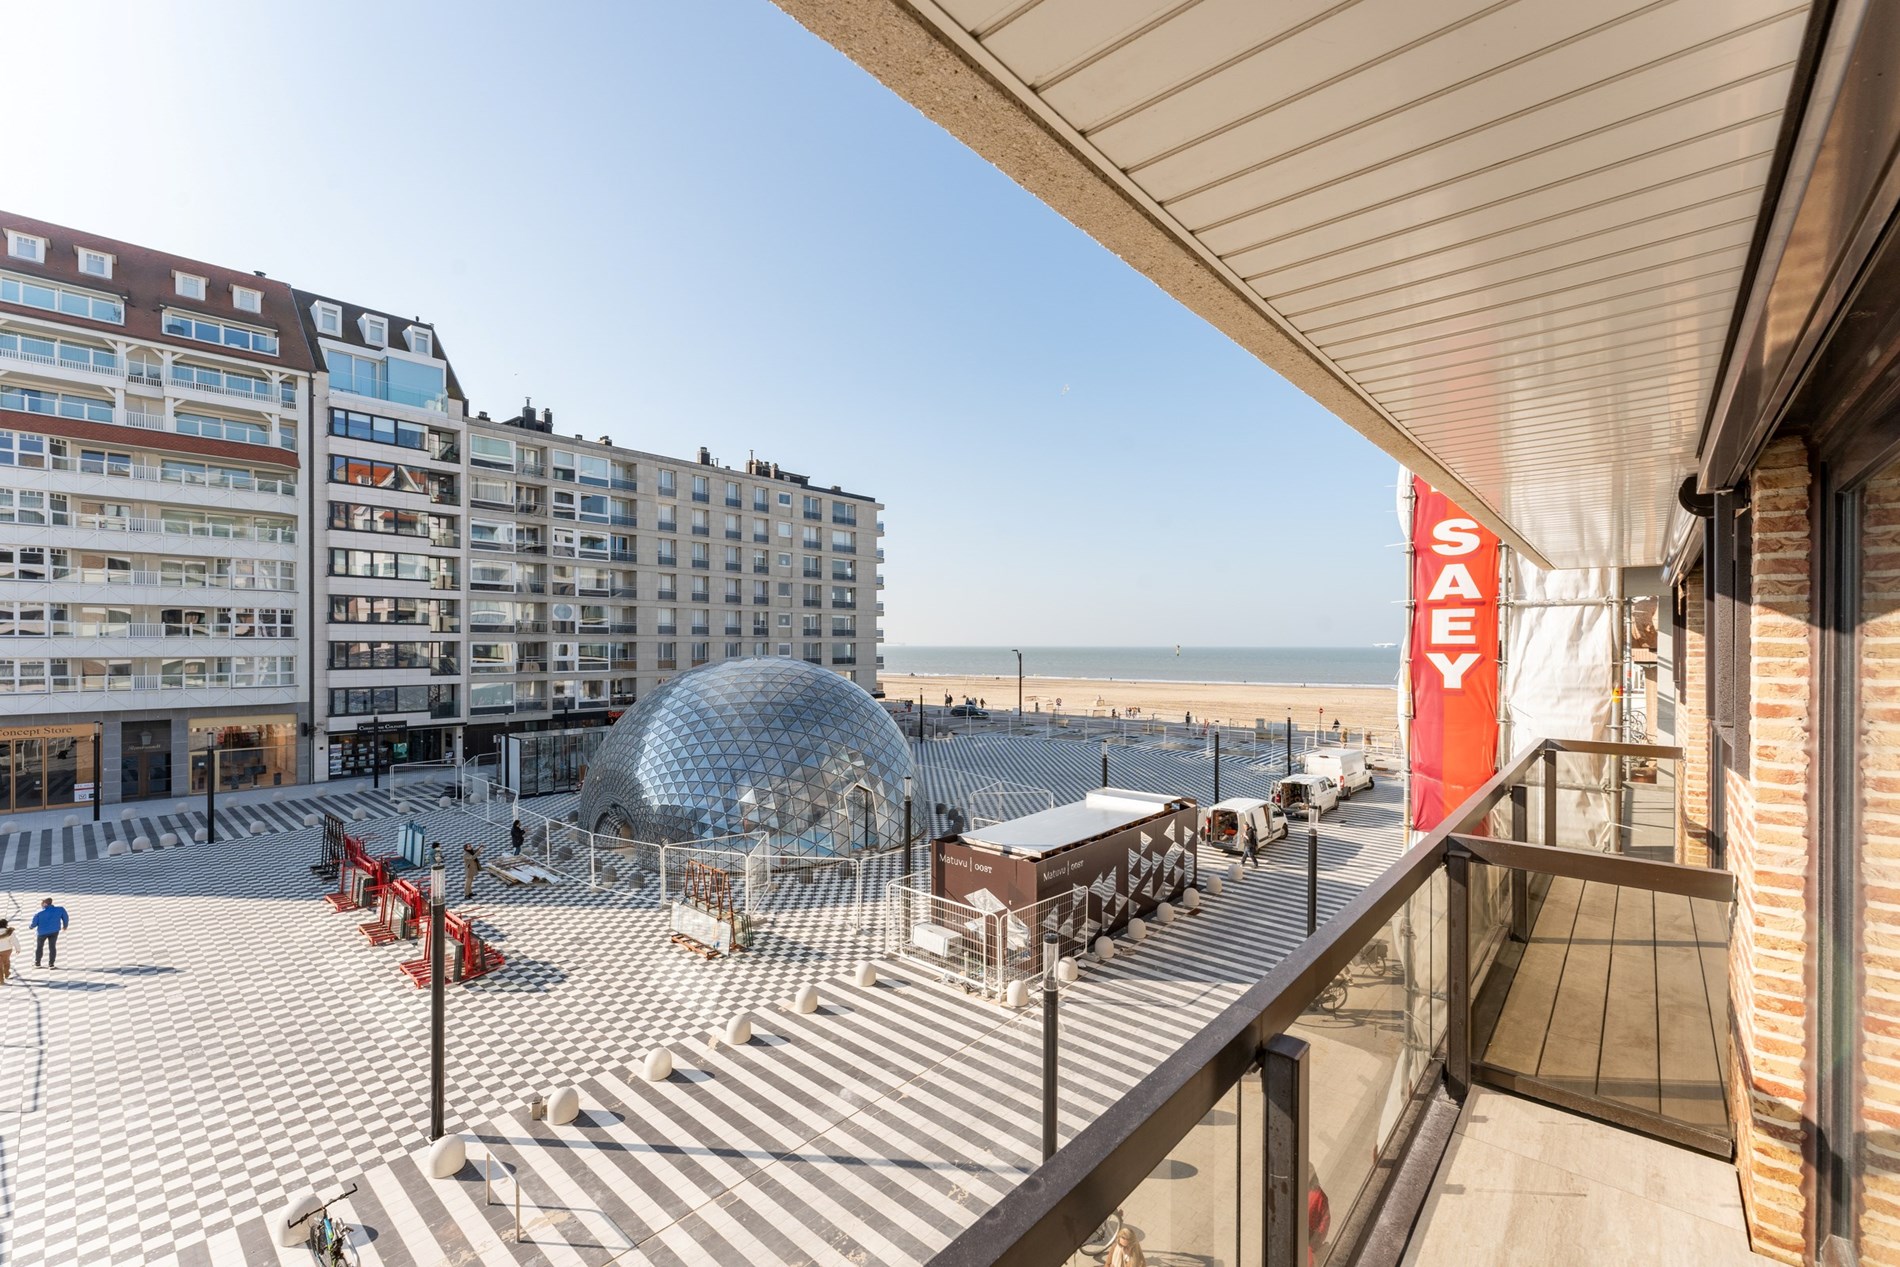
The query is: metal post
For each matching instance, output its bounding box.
[1543,747,1558,846]
[1213,729,1221,803]
[205,740,218,844]
[1041,931,1059,1161]
[1509,783,1529,941]
[1285,714,1292,774]
[429,846,447,1141]
[1100,744,1109,788]
[902,777,913,881]
[1013,648,1023,719]
[1447,849,1471,1100]
[1306,808,1319,935]
[91,724,102,822]
[1263,1034,1311,1267]
[371,715,382,790]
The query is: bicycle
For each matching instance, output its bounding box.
[306,1183,357,1266]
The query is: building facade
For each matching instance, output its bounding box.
[0,212,312,813]
[0,212,884,807]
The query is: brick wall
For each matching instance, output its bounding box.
[1727,436,1816,1264]
[1679,563,1712,866]
[1859,459,1900,1262]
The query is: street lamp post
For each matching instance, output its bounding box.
[91,723,102,823]
[902,775,914,881]
[429,845,447,1141]
[1100,742,1109,789]
[370,715,383,790]
[1041,931,1060,1160]
[1306,806,1320,935]
[1213,729,1221,803]
[1012,648,1023,720]
[205,738,220,844]
[1285,714,1293,775]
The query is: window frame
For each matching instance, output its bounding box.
[175,272,207,300]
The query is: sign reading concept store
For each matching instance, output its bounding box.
[933,790,1196,951]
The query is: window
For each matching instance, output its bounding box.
[658,469,676,496]
[328,595,459,631]
[161,310,278,355]
[692,475,710,502]
[328,408,434,453]
[313,301,342,335]
[778,492,792,507]
[329,454,458,503]
[77,248,113,278]
[171,362,274,402]
[175,272,207,300]
[405,326,432,356]
[360,314,387,346]
[0,331,117,374]
[0,430,47,468]
[327,684,455,717]
[175,412,269,446]
[0,386,111,423]
[6,231,45,262]
[470,435,516,470]
[232,285,261,313]
[2,272,123,323]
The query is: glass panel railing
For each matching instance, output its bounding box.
[1063,1080,1243,1267]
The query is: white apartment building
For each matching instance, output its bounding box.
[455,405,885,761]
[0,212,312,811]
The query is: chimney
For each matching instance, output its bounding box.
[520,397,535,425]
[698,447,711,465]
[476,410,491,421]
[253,270,266,277]
[542,408,553,428]
[598,435,611,445]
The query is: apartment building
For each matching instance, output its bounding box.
[296,289,468,782]
[0,212,311,813]
[455,403,884,759]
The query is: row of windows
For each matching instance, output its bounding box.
[0,656,294,691]
[0,330,119,373]
[328,595,458,630]
[328,408,454,456]
[327,549,457,586]
[161,311,279,356]
[1,271,124,323]
[1,385,113,423]
[329,455,458,501]
[0,605,294,637]
[326,640,459,673]
[328,501,458,545]
[327,684,455,717]
[174,411,269,446]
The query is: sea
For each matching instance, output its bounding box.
[880,646,1401,689]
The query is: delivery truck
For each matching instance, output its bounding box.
[1303,747,1374,799]
[1200,797,1287,852]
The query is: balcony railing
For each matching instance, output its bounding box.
[933,738,1722,1267]
[328,371,448,413]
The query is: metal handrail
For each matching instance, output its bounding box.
[933,736,1692,1267]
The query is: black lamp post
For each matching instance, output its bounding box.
[429,844,447,1141]
[1285,713,1293,775]
[205,738,220,843]
[1041,930,1060,1160]
[902,774,914,880]
[91,723,102,823]
[1012,648,1023,718]
[370,714,383,790]
[1100,742,1109,789]
[1213,729,1221,803]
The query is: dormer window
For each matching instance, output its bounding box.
[360,314,387,346]
[77,248,113,278]
[312,301,342,336]
[232,285,262,313]
[6,231,45,263]
[175,272,207,300]
[404,326,433,357]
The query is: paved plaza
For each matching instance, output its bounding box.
[0,739,1406,1266]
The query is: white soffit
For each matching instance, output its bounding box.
[921,0,1812,567]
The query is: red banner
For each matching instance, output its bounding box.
[1409,476,1500,832]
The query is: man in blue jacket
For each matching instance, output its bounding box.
[30,898,68,969]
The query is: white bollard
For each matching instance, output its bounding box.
[1207,875,1224,897]
[1126,917,1148,942]
[794,985,820,1014]
[193,828,208,843]
[439,796,454,808]
[640,1050,673,1083]
[133,836,153,851]
[1004,979,1029,1008]
[1182,888,1202,911]
[175,802,190,815]
[120,808,135,821]
[547,1085,582,1122]
[160,832,179,847]
[1228,861,1243,883]
[852,962,877,988]
[425,1134,467,1178]
[351,807,367,821]
[1093,936,1116,962]
[1154,902,1176,926]
[303,813,321,827]
[63,814,78,828]
[106,838,130,857]
[1056,957,1080,985]
[724,1015,753,1046]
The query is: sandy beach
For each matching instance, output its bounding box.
[888,673,1400,742]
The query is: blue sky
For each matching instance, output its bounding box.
[4,1,1404,647]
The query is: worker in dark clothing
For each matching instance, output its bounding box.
[510,817,526,856]
[1241,819,1260,870]
[462,841,482,899]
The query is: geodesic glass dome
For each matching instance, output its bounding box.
[578,657,913,856]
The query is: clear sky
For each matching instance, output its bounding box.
[3,1,1404,647]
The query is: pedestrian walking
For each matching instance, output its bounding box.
[462,841,482,900]
[510,817,525,856]
[0,919,14,984]
[1241,819,1260,870]
[30,898,68,969]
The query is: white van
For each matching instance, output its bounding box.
[1200,798,1287,853]
[1275,774,1340,818]
[1303,748,1374,799]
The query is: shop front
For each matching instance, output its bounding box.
[188,715,298,794]
[0,722,100,811]
[326,724,453,779]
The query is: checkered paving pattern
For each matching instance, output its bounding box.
[0,781,453,875]
[0,744,1404,1266]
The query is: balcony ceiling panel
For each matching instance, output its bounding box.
[873,0,1815,567]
